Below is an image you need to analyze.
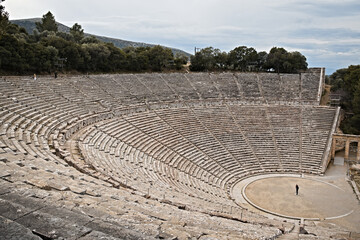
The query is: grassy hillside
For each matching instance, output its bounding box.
[11,18,191,57]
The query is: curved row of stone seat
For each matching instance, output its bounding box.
[75,124,252,218]
[1,124,285,240]
[64,115,237,217]
[79,118,235,197]
[301,106,336,173]
[0,74,334,184]
[2,70,323,155]
[4,70,323,118]
[0,72,336,239]
[107,114,232,188]
[77,114,247,212]
[54,70,323,108]
[157,105,335,175]
[267,106,301,170]
[76,102,337,209]
[0,78,89,163]
[1,76,271,238]
[78,139,241,215]
[0,175,284,240]
[301,69,323,101]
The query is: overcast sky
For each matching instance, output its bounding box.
[4,0,360,74]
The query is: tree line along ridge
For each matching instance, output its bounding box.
[1,8,308,74]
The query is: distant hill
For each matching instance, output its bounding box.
[11,18,191,57]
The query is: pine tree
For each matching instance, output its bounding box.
[36,11,58,32]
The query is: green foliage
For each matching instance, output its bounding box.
[329,65,360,134]
[264,47,287,73]
[0,10,184,74]
[353,80,360,114]
[344,66,360,98]
[81,36,101,44]
[56,31,75,42]
[123,47,145,71]
[213,49,228,70]
[228,46,257,71]
[190,46,307,73]
[0,0,9,35]
[70,23,84,43]
[36,11,58,33]
[1,9,309,75]
[340,114,360,135]
[190,47,218,71]
[287,51,308,73]
[174,53,188,70]
[256,51,268,71]
[328,68,348,92]
[329,65,360,109]
[35,45,58,72]
[0,34,28,73]
[265,47,307,73]
[148,45,173,71]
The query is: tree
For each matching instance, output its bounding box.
[189,52,205,71]
[264,47,288,73]
[33,45,58,72]
[107,44,126,72]
[123,47,149,71]
[353,80,360,114]
[36,11,58,32]
[81,36,100,44]
[228,46,258,71]
[329,65,360,135]
[174,53,188,70]
[62,43,81,70]
[340,115,360,135]
[213,49,228,70]
[341,66,360,134]
[265,47,307,73]
[124,47,141,71]
[0,0,9,34]
[56,32,74,42]
[70,23,84,43]
[287,51,307,73]
[328,68,347,92]
[147,45,173,71]
[344,65,360,98]
[190,47,217,71]
[256,51,268,71]
[0,4,179,74]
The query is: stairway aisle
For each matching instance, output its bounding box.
[277,223,300,240]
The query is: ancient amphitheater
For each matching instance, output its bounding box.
[1,69,359,239]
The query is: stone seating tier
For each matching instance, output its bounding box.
[75,104,336,203]
[0,70,342,239]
